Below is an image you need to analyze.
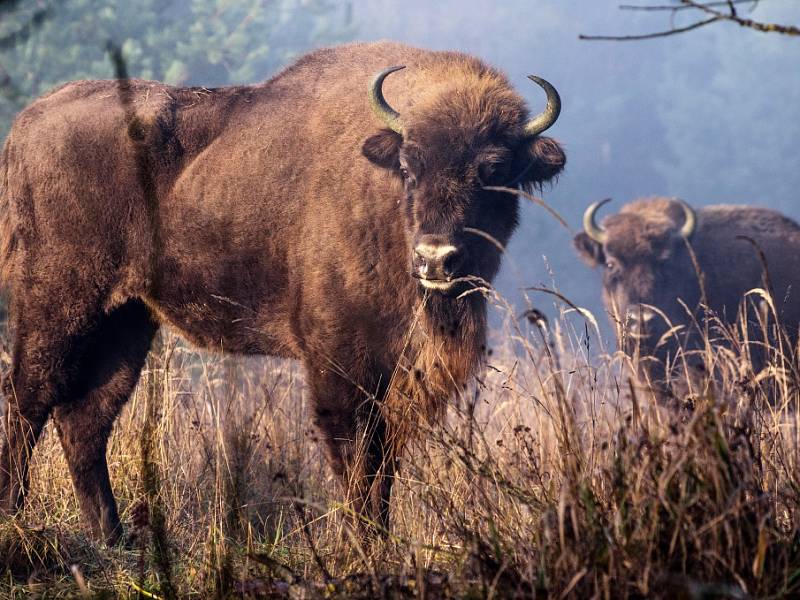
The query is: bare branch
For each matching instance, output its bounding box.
[583,0,798,40]
[580,16,720,41]
[618,0,753,11]
[680,0,800,35]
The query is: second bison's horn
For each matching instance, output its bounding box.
[524,75,561,137]
[583,198,612,244]
[678,200,697,238]
[369,65,406,135]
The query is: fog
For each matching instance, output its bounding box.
[2,0,799,342]
[349,0,800,336]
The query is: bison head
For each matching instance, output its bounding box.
[362,66,565,296]
[573,198,699,354]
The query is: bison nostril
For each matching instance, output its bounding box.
[442,249,465,278]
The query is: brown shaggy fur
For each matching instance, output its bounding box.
[575,197,800,399]
[0,41,565,543]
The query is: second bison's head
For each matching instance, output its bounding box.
[362,64,565,296]
[573,198,699,352]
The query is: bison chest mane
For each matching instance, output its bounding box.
[384,293,486,427]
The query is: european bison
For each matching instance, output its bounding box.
[0,41,565,543]
[574,197,800,400]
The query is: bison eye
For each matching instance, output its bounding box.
[605,260,618,272]
[399,166,417,189]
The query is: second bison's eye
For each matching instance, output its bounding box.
[478,162,511,187]
[400,166,410,180]
[605,260,620,273]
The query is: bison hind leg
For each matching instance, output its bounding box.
[0,290,103,518]
[0,378,50,516]
[52,299,158,544]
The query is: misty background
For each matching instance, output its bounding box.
[1,0,798,343]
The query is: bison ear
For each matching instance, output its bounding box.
[514,136,566,188]
[362,129,403,170]
[573,232,605,267]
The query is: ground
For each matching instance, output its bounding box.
[1,294,799,599]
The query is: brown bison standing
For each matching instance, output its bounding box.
[0,41,565,543]
[574,197,800,400]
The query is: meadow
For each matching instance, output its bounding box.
[1,287,799,599]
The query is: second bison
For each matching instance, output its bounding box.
[574,197,800,401]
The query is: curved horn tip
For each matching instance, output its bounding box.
[381,65,406,75]
[368,66,406,135]
[583,198,611,244]
[678,200,697,238]
[524,75,562,137]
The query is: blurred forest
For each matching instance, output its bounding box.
[0,0,354,136]
[0,0,798,338]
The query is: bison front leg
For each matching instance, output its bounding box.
[308,368,395,535]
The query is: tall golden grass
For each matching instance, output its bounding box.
[1,287,799,598]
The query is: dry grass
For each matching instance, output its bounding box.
[1,289,799,599]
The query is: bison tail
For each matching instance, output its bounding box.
[0,141,18,291]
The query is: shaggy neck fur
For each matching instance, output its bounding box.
[386,291,486,449]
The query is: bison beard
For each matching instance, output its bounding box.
[388,292,486,442]
[0,41,564,543]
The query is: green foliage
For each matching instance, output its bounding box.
[0,0,354,140]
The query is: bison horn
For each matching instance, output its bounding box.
[583,198,612,244]
[524,75,562,137]
[678,200,697,238]
[369,65,406,135]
